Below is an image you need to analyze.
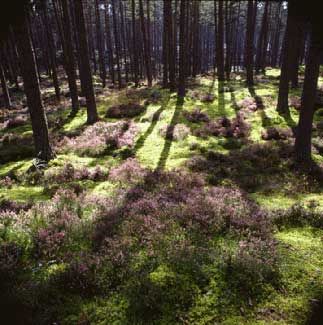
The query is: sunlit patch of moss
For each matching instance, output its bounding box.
[0,123,32,137]
[91,180,116,196]
[258,228,323,325]
[62,109,87,132]
[0,158,33,177]
[0,184,47,202]
[265,68,281,78]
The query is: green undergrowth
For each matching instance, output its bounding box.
[1,70,323,324]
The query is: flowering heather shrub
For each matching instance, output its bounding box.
[5,116,26,129]
[109,158,148,184]
[105,104,145,118]
[273,203,323,229]
[58,121,137,157]
[0,200,32,213]
[0,242,25,288]
[261,127,294,141]
[237,97,257,111]
[194,115,250,139]
[289,96,301,110]
[200,94,215,103]
[187,89,201,100]
[51,254,101,296]
[94,169,270,252]
[183,109,209,123]
[158,123,190,141]
[30,189,84,259]
[2,133,32,146]
[0,176,14,188]
[226,236,279,295]
[44,163,108,183]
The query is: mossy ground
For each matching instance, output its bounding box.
[1,68,323,324]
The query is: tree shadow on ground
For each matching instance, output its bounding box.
[248,85,271,128]
[187,142,323,195]
[134,95,170,153]
[218,81,226,116]
[156,96,184,171]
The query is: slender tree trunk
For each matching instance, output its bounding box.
[60,0,79,114]
[177,0,187,97]
[139,0,152,87]
[111,0,122,88]
[167,0,175,91]
[255,1,269,74]
[104,0,115,85]
[245,0,256,86]
[276,3,297,114]
[73,0,98,124]
[95,0,106,87]
[13,4,54,161]
[131,0,139,87]
[0,59,12,108]
[216,0,224,81]
[295,28,322,162]
[41,0,60,101]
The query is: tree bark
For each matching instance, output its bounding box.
[95,0,107,87]
[60,0,79,114]
[276,2,298,114]
[73,0,98,124]
[216,0,225,81]
[139,0,152,87]
[177,0,187,97]
[0,58,12,108]
[244,0,256,86]
[295,28,322,162]
[12,4,54,161]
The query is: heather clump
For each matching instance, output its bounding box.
[5,116,27,129]
[45,163,108,183]
[58,121,137,156]
[158,123,190,141]
[194,115,250,139]
[106,103,145,118]
[183,108,209,123]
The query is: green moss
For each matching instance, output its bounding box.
[0,184,47,202]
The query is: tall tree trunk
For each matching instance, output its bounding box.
[167,0,175,91]
[95,0,107,87]
[255,1,269,74]
[41,0,60,101]
[111,0,122,88]
[162,0,169,87]
[295,28,322,162]
[13,4,54,161]
[139,0,152,87]
[104,0,115,84]
[0,58,12,108]
[131,0,139,87]
[276,3,298,114]
[177,0,187,97]
[119,0,129,83]
[244,0,256,86]
[60,0,79,114]
[73,0,98,124]
[216,0,224,81]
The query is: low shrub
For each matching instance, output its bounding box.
[58,121,137,157]
[183,108,209,123]
[106,104,145,118]
[158,123,190,141]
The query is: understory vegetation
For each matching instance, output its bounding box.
[1,69,323,324]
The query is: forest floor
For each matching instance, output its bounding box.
[1,68,323,324]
